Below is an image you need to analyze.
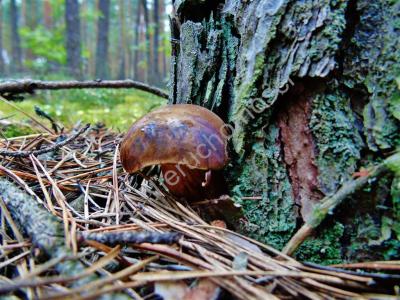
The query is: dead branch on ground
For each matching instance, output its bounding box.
[0,79,168,100]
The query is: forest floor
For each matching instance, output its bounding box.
[0,88,166,138]
[0,89,400,299]
[0,103,399,298]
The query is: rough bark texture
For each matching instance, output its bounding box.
[170,0,400,263]
[9,0,22,73]
[118,0,127,79]
[0,178,93,285]
[65,0,82,79]
[153,0,161,85]
[141,0,151,83]
[133,0,141,80]
[95,0,110,79]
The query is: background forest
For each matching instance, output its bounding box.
[0,0,169,134]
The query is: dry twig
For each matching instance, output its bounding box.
[283,152,400,256]
[80,231,182,246]
[0,124,90,157]
[0,79,168,99]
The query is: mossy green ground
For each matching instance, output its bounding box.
[0,88,166,137]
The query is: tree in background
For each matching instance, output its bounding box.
[133,0,141,81]
[0,0,170,85]
[43,0,53,29]
[9,0,22,74]
[117,0,127,79]
[152,0,160,85]
[95,0,110,79]
[65,0,82,79]
[141,0,151,83]
[159,0,167,81]
[25,0,39,61]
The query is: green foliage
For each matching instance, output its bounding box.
[20,25,66,65]
[1,123,35,138]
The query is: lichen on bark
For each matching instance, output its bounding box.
[310,82,364,195]
[231,125,297,250]
[170,0,400,262]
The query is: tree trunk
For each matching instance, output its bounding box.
[170,0,400,264]
[82,0,96,78]
[25,0,38,62]
[0,0,5,75]
[95,0,110,79]
[133,0,142,80]
[65,0,82,79]
[127,0,134,78]
[141,0,151,83]
[152,0,160,85]
[26,0,38,29]
[159,0,167,81]
[43,0,52,29]
[9,0,22,74]
[118,0,127,79]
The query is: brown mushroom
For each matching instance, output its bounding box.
[120,104,229,201]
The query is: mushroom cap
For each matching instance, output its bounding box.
[120,104,229,173]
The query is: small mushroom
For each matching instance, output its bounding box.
[120,104,229,201]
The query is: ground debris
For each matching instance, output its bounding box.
[0,126,398,299]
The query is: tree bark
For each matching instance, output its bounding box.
[118,0,127,79]
[159,0,167,80]
[141,0,151,83]
[9,0,22,74]
[152,0,160,85]
[43,0,53,29]
[95,0,110,79]
[170,0,400,263]
[65,0,82,79]
[133,0,142,81]
[24,0,38,62]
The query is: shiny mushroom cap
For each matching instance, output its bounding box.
[120,104,229,173]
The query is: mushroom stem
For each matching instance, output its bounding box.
[161,164,227,202]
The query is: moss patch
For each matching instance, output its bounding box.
[310,83,364,194]
[294,221,344,265]
[230,125,297,250]
[0,89,166,134]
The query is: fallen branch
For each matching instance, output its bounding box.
[0,79,168,99]
[0,123,90,157]
[283,152,400,256]
[0,178,92,281]
[80,231,182,246]
[0,177,130,299]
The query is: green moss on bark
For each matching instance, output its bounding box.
[173,0,400,263]
[310,83,364,194]
[230,125,297,250]
[294,221,344,265]
[343,0,400,151]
